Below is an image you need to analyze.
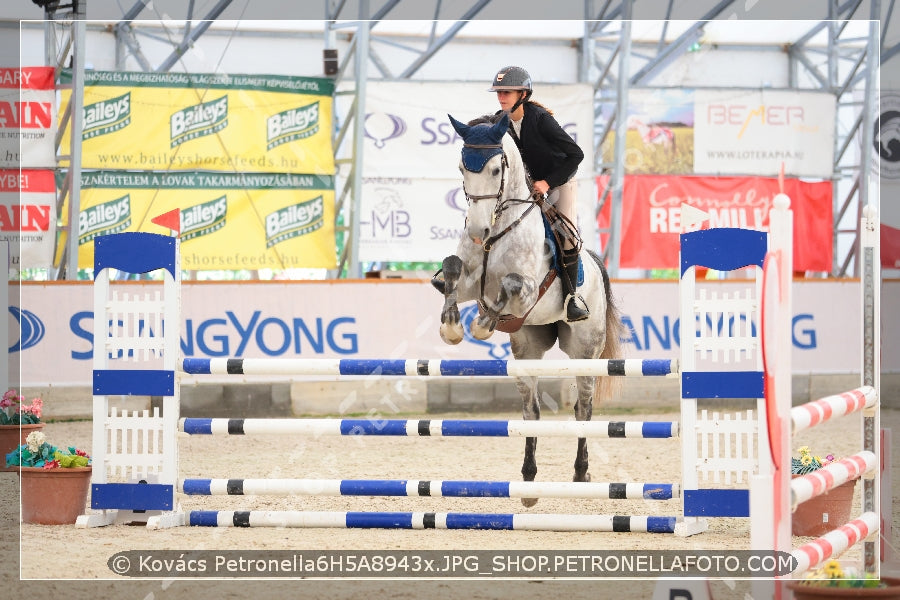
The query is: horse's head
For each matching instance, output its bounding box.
[449,112,516,245]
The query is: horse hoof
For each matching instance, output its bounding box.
[573,472,591,483]
[440,323,463,345]
[470,320,494,340]
[521,497,538,508]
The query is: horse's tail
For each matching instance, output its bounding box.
[588,249,627,408]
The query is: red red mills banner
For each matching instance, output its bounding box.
[882,224,900,268]
[0,168,57,269]
[0,67,56,169]
[597,175,833,272]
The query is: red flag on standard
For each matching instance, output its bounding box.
[151,208,181,234]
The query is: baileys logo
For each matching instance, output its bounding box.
[181,195,227,241]
[83,92,131,139]
[266,101,319,150]
[170,95,228,148]
[79,195,131,244]
[265,196,324,248]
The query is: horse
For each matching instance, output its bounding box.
[436,112,626,507]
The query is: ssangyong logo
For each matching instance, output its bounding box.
[364,112,406,148]
[78,195,131,244]
[83,92,130,139]
[876,93,900,180]
[170,95,228,148]
[181,195,227,241]
[267,101,319,150]
[9,306,44,352]
[265,196,324,248]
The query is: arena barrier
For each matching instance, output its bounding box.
[75,202,881,544]
[749,199,882,583]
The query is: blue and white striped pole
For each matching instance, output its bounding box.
[180,358,678,377]
[180,418,679,439]
[179,479,679,500]
[187,510,678,533]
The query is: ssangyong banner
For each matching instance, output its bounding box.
[58,170,336,270]
[14,278,891,388]
[597,175,833,272]
[0,169,56,269]
[0,67,56,169]
[58,71,335,175]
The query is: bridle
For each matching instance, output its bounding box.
[460,140,544,313]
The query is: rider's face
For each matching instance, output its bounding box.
[496,90,524,112]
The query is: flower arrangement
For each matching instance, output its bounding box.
[5,431,90,469]
[796,559,885,589]
[792,445,836,475]
[0,389,43,425]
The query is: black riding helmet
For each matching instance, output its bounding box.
[489,66,533,112]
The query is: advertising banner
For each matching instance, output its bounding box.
[357,81,597,260]
[597,175,833,272]
[0,67,56,169]
[14,278,887,387]
[58,71,335,175]
[0,168,56,269]
[599,88,836,178]
[59,170,336,270]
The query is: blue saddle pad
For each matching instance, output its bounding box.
[542,214,583,287]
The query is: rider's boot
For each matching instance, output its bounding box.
[562,249,589,322]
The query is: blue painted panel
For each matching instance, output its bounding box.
[441,481,510,497]
[446,513,514,529]
[339,480,409,496]
[681,371,764,399]
[94,233,176,278]
[181,359,211,375]
[441,420,510,436]
[439,360,508,376]
[93,369,174,396]
[680,228,767,275]
[181,479,212,495]
[683,489,750,517]
[339,360,408,375]
[339,420,409,435]
[91,482,174,510]
[346,512,413,528]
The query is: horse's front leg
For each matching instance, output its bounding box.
[573,375,595,482]
[439,255,464,345]
[515,374,541,507]
[470,273,532,340]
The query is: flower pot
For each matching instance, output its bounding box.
[0,423,44,471]
[17,466,91,524]
[792,478,855,537]
[787,576,900,598]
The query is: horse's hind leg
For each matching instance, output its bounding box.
[573,375,595,482]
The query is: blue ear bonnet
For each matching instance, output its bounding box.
[461,125,504,172]
[448,113,509,173]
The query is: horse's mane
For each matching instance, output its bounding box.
[467,114,504,126]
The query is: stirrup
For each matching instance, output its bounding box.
[565,294,589,322]
[430,269,446,294]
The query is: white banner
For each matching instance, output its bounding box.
[0,67,56,169]
[14,279,893,387]
[0,169,57,270]
[354,81,597,260]
[693,89,836,178]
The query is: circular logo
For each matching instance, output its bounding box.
[875,92,900,179]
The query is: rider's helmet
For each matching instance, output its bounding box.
[488,65,533,102]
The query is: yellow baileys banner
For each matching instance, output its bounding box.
[59,71,335,174]
[58,170,336,270]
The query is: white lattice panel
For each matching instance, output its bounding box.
[694,409,758,484]
[103,407,168,481]
[104,290,168,362]
[692,288,758,363]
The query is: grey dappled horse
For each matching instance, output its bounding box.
[437,112,626,506]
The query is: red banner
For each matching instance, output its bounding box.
[597,175,833,272]
[882,224,900,269]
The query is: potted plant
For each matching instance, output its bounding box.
[6,430,92,525]
[792,446,855,537]
[787,559,900,598]
[0,388,44,470]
